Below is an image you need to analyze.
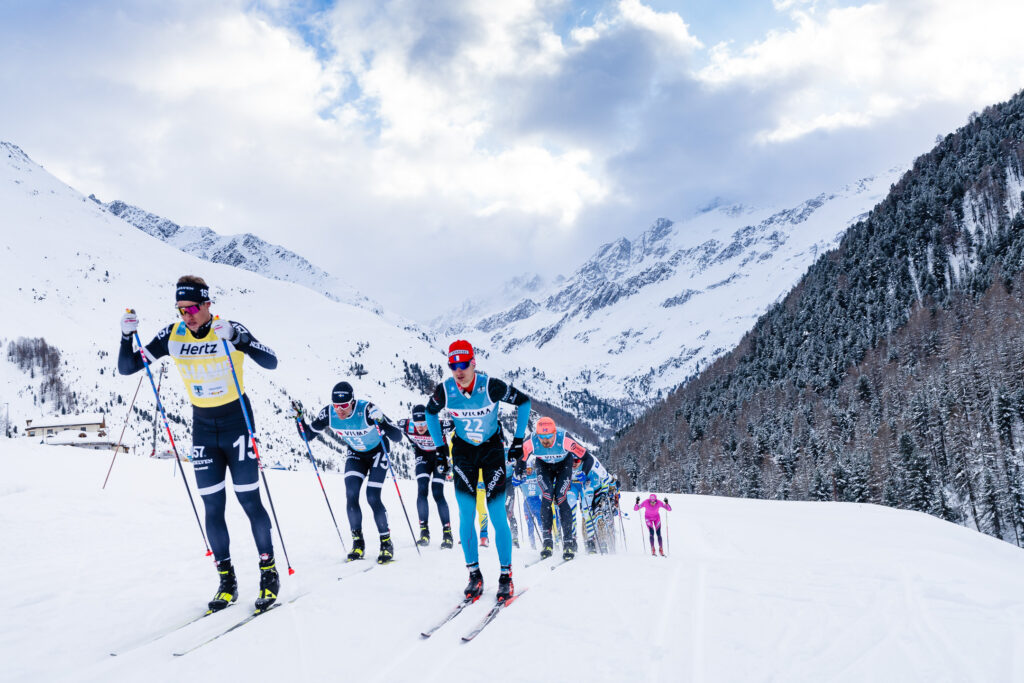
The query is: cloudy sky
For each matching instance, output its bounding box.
[2,0,1023,320]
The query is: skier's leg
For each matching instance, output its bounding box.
[537,463,555,543]
[431,473,451,526]
[221,423,273,558]
[365,447,390,535]
[344,453,368,533]
[414,452,431,525]
[450,439,481,567]
[192,444,231,561]
[553,460,575,548]
[480,442,512,566]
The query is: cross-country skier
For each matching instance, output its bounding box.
[397,405,454,548]
[295,381,403,564]
[572,453,615,553]
[118,275,280,612]
[635,494,672,556]
[425,340,531,604]
[517,458,542,549]
[520,416,587,561]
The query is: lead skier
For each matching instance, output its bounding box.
[425,340,531,604]
[295,381,403,564]
[397,404,454,548]
[118,275,280,612]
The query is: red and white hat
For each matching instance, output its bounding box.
[448,339,474,364]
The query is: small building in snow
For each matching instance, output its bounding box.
[46,428,130,453]
[25,413,106,439]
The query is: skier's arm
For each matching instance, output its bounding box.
[297,405,330,443]
[487,378,531,439]
[424,383,448,448]
[117,324,171,375]
[225,321,278,370]
[366,403,403,441]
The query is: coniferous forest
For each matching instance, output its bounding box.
[603,89,1024,545]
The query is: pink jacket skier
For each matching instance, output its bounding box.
[634,493,671,556]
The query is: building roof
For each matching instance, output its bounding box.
[26,413,105,430]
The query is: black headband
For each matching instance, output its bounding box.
[175,283,210,304]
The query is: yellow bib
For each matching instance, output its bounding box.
[167,322,246,408]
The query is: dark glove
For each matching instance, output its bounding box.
[508,436,524,462]
[437,442,451,476]
[290,399,303,420]
[635,495,640,505]
[514,457,526,478]
[663,497,669,504]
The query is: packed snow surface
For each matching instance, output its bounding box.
[4,441,1023,682]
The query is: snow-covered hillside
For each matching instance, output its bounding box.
[98,198,385,316]
[5,441,1023,682]
[441,173,904,428]
[0,141,471,471]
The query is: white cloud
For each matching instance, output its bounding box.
[699,0,1024,143]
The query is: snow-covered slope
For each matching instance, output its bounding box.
[0,141,461,471]
[442,174,903,428]
[5,440,1023,682]
[98,197,384,316]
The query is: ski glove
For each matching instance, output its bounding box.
[635,496,641,505]
[508,436,524,463]
[367,404,384,423]
[663,497,669,505]
[290,399,304,420]
[212,317,239,343]
[120,309,139,336]
[437,443,451,475]
[514,457,526,478]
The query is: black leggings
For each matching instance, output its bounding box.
[536,458,574,544]
[647,524,663,546]
[345,444,390,535]
[191,402,272,563]
[414,448,450,526]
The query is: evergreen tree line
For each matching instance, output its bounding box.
[7,337,76,413]
[602,89,1024,545]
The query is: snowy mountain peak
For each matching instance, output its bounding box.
[97,198,384,315]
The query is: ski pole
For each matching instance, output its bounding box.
[217,324,294,575]
[618,501,628,552]
[130,325,212,558]
[293,403,347,556]
[373,422,421,557]
[663,507,670,557]
[102,373,143,489]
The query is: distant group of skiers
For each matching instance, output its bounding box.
[118,274,672,615]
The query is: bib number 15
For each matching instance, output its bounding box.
[233,435,256,462]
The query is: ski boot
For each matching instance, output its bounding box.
[586,539,598,555]
[479,534,489,547]
[418,522,430,547]
[497,566,514,604]
[659,546,665,557]
[464,566,484,602]
[650,545,656,556]
[207,559,238,613]
[563,539,577,561]
[255,555,280,613]
[347,530,365,561]
[540,539,553,560]
[512,536,520,549]
[377,535,395,564]
[440,524,454,549]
